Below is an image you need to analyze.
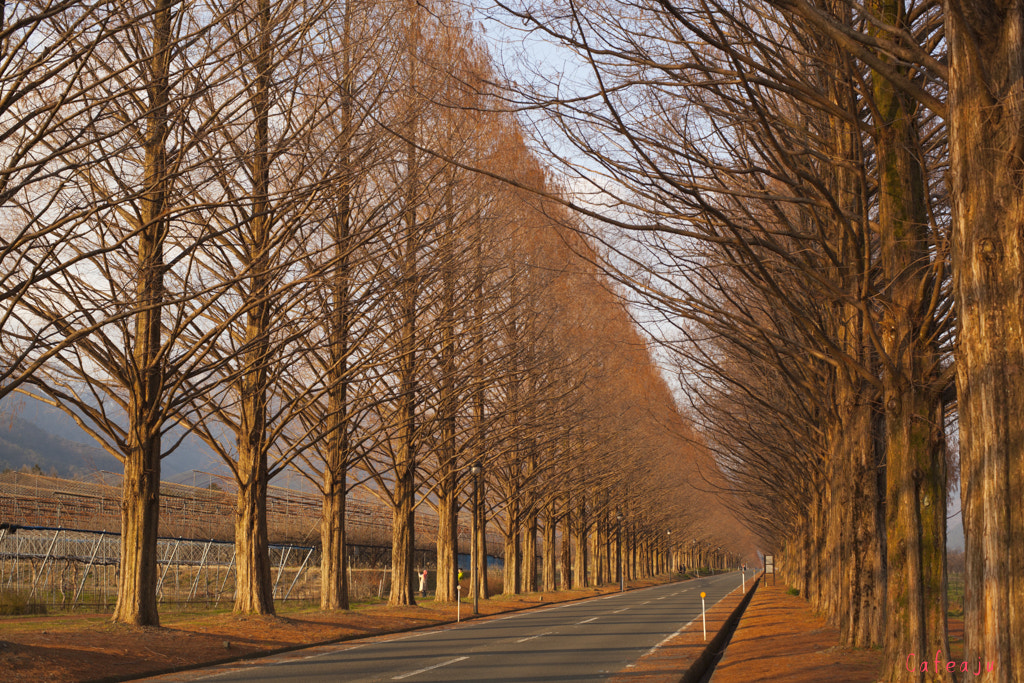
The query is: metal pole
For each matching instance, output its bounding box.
[188,541,213,602]
[271,544,292,598]
[156,539,180,601]
[214,552,235,606]
[284,547,315,601]
[29,530,60,599]
[74,532,106,608]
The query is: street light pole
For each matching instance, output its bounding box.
[616,512,624,592]
[471,463,481,616]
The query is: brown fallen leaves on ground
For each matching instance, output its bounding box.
[710,581,883,683]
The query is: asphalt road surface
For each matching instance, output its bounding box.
[146,571,744,683]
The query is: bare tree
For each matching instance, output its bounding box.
[176,0,348,615]
[944,6,1024,680]
[11,0,240,625]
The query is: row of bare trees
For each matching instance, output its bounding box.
[1,0,740,628]
[493,0,1020,680]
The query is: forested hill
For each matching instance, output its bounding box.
[0,400,216,479]
[0,410,119,478]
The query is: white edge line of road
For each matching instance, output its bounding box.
[292,643,366,662]
[392,656,470,680]
[517,631,552,643]
[646,617,697,657]
[625,616,698,669]
[628,574,745,667]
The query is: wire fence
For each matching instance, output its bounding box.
[0,472,507,614]
[0,525,316,611]
[0,525,478,612]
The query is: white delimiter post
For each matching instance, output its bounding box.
[457,586,461,622]
[700,591,707,641]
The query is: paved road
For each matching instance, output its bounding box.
[146,572,744,683]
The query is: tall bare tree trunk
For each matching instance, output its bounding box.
[542,507,556,591]
[522,509,537,593]
[822,33,887,642]
[474,475,489,601]
[320,0,358,613]
[871,3,949,674]
[388,242,418,606]
[470,229,489,603]
[502,500,520,595]
[435,484,457,602]
[559,511,572,589]
[235,460,273,613]
[321,223,352,609]
[845,382,886,648]
[389,472,416,606]
[233,0,275,616]
[588,521,600,585]
[946,6,1024,679]
[321,470,348,610]
[572,505,587,587]
[388,0,421,604]
[628,528,636,580]
[114,0,172,627]
[598,515,609,584]
[116,434,162,625]
[435,180,459,603]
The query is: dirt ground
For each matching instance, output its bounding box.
[0,581,663,683]
[710,581,884,683]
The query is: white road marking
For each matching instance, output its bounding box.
[296,644,366,661]
[578,616,598,624]
[392,656,469,680]
[613,607,629,614]
[390,631,431,641]
[644,618,697,657]
[517,631,552,643]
